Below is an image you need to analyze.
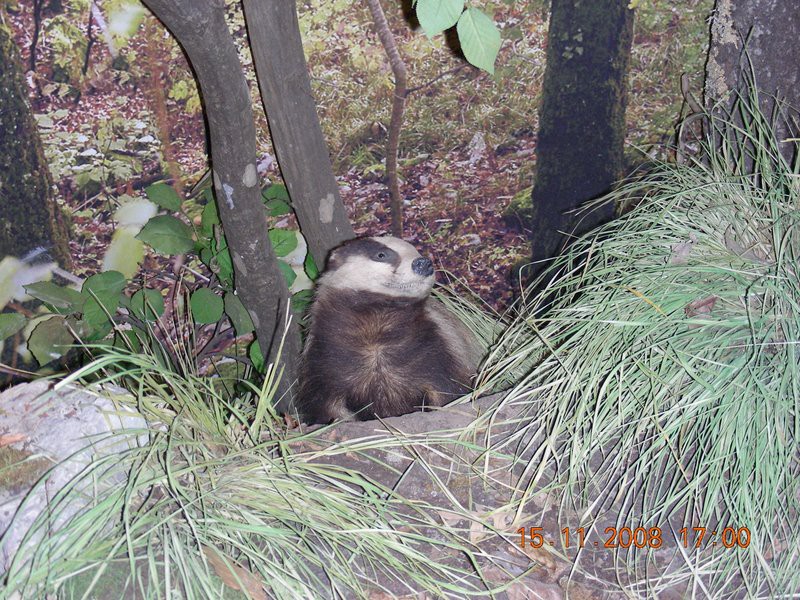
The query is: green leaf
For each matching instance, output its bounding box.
[28,316,74,366]
[456,8,501,74]
[103,226,145,278]
[190,288,224,324]
[262,183,290,202]
[130,289,165,322]
[137,215,195,255]
[210,235,234,285]
[262,184,293,217]
[114,327,142,353]
[265,197,292,217]
[304,252,319,280]
[81,271,127,330]
[24,281,84,313]
[224,292,254,335]
[269,228,298,257]
[249,340,265,373]
[145,182,182,212]
[0,313,26,340]
[290,289,314,315]
[416,0,464,37]
[277,260,297,288]
[200,200,219,237]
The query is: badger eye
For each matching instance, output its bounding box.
[375,251,387,260]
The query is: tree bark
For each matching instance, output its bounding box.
[705,0,800,166]
[529,0,634,279]
[0,17,71,267]
[140,0,300,407]
[241,0,354,268]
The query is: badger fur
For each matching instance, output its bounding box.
[296,236,481,424]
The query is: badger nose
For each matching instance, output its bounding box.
[412,257,434,277]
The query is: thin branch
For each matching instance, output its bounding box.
[29,0,44,72]
[407,65,466,95]
[365,0,407,238]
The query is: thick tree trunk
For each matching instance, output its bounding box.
[529,0,634,278]
[0,18,71,267]
[140,0,300,407]
[242,0,354,268]
[705,0,800,166]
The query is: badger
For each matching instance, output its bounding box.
[296,236,481,424]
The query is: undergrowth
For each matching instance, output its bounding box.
[476,91,800,597]
[1,343,502,599]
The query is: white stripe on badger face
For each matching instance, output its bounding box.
[320,236,435,299]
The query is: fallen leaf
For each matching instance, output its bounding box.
[201,545,267,600]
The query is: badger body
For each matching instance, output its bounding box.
[296,236,480,424]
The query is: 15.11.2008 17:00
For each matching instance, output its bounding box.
[517,526,751,550]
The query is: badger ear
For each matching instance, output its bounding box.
[326,248,342,271]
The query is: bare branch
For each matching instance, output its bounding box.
[365,0,408,238]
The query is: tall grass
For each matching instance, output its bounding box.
[1,346,506,599]
[477,94,800,597]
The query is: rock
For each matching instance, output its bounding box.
[0,380,148,574]
[463,233,482,246]
[468,132,487,166]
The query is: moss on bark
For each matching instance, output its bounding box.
[530,0,634,276]
[0,18,71,267]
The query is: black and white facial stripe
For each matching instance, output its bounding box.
[322,236,435,299]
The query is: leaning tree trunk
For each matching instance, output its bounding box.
[140,0,301,404]
[0,17,71,267]
[705,0,800,166]
[529,0,634,279]
[242,0,354,268]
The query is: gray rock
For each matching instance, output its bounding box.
[0,380,148,575]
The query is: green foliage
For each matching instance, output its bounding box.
[456,8,502,75]
[81,271,127,338]
[189,288,224,324]
[24,281,84,314]
[416,0,464,37]
[262,183,292,216]
[224,292,254,336]
[37,112,160,196]
[27,315,74,365]
[2,179,317,376]
[0,313,26,340]
[268,228,298,257]
[145,182,182,211]
[137,215,195,255]
[414,0,500,74]
[44,14,87,87]
[129,288,165,322]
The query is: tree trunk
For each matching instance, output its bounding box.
[242,0,354,268]
[529,0,634,278]
[705,0,800,166]
[140,0,300,407]
[0,17,71,267]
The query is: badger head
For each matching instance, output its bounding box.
[319,236,435,299]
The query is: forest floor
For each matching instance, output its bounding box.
[7,0,711,312]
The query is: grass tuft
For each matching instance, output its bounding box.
[477,92,800,597]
